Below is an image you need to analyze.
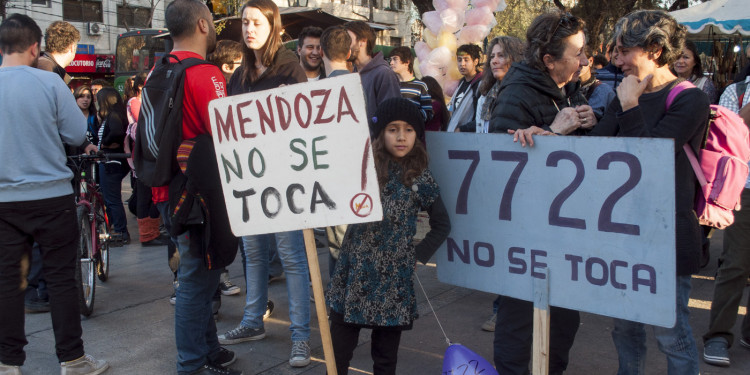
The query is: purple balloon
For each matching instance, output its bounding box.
[442,344,498,375]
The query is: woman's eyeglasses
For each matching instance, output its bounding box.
[547,13,575,44]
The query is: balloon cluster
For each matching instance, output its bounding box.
[415,0,506,97]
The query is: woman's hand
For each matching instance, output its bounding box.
[508,126,554,147]
[617,74,652,111]
[549,107,581,135]
[575,105,597,129]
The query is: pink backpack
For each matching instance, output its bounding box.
[667,80,750,229]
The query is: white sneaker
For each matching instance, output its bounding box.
[0,362,21,375]
[60,354,109,375]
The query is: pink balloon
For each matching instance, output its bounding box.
[419,61,440,80]
[443,79,459,97]
[457,25,490,45]
[427,46,453,68]
[440,8,465,34]
[465,6,495,27]
[445,0,469,11]
[414,41,432,62]
[422,11,443,35]
[433,0,450,12]
[470,0,497,9]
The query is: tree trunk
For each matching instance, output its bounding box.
[410,0,434,17]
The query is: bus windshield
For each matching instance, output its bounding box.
[115,30,171,77]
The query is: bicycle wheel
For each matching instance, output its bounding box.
[75,205,96,317]
[94,201,110,282]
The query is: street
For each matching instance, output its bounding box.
[19,196,750,374]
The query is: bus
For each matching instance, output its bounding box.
[114,28,172,93]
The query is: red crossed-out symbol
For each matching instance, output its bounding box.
[350,193,373,217]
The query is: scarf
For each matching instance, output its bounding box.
[480,81,502,122]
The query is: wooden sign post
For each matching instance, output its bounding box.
[532,269,550,375]
[208,74,383,374]
[303,228,336,375]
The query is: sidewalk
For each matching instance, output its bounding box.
[19,216,750,374]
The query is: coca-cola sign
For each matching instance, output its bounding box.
[67,54,114,73]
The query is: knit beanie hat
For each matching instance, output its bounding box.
[372,97,425,140]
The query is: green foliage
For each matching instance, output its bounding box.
[487,0,689,54]
[489,0,553,41]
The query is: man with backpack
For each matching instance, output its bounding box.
[137,1,241,374]
[702,71,750,368]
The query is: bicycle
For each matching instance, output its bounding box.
[68,152,130,316]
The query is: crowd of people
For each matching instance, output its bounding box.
[1,2,750,375]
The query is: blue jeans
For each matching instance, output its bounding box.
[611,275,699,375]
[175,229,222,374]
[98,161,129,235]
[241,231,310,341]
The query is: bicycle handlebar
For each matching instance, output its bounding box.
[68,152,131,161]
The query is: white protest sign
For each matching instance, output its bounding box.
[426,132,677,327]
[208,74,382,236]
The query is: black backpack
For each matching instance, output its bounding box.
[134,54,209,187]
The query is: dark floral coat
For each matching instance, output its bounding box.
[327,165,450,327]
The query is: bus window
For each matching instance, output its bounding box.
[115,31,171,77]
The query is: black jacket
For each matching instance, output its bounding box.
[227,48,307,95]
[590,80,710,275]
[489,62,587,134]
[169,134,239,270]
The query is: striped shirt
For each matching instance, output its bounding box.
[399,78,433,122]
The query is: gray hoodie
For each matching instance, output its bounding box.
[356,52,400,135]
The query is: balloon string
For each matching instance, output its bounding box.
[415,272,451,346]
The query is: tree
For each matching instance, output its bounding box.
[490,0,553,41]
[411,0,435,18]
[120,0,162,31]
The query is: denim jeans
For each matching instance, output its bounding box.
[0,195,84,365]
[241,231,310,341]
[98,161,129,235]
[174,229,222,374]
[25,242,47,302]
[611,275,699,375]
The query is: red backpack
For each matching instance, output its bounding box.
[667,80,750,229]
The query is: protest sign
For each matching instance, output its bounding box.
[208,74,382,236]
[426,132,677,327]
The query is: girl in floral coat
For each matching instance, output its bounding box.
[327,97,451,374]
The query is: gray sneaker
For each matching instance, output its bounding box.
[481,313,497,332]
[289,340,311,367]
[0,362,21,375]
[740,337,750,349]
[218,325,265,345]
[60,354,109,375]
[703,337,730,367]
